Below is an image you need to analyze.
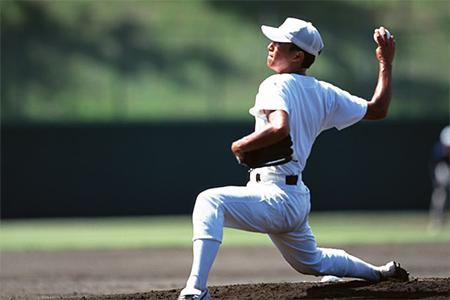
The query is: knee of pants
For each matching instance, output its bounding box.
[192,189,224,242]
[286,258,322,276]
[193,189,223,225]
[287,248,349,276]
[314,248,349,275]
[282,250,324,276]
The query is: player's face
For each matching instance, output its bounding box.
[266,42,302,73]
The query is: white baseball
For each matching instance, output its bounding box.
[374,29,391,43]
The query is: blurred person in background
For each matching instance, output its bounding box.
[428,125,450,231]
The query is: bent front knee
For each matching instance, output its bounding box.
[193,189,222,221]
[192,189,224,242]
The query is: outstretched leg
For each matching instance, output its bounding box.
[269,223,382,281]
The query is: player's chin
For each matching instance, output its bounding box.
[266,60,277,72]
[267,64,280,73]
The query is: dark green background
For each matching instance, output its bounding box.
[2,121,444,219]
[2,1,448,218]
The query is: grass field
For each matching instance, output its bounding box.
[0,211,448,251]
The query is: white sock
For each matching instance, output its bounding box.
[185,239,220,291]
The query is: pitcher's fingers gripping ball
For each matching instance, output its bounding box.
[373,27,392,43]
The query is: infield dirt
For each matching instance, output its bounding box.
[64,278,450,300]
[1,243,449,300]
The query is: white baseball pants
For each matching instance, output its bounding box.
[192,177,381,282]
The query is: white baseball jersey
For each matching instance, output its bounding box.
[249,73,368,175]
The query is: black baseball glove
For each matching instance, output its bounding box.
[236,135,293,168]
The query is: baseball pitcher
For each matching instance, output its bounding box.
[178,18,408,300]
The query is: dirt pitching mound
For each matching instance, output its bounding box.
[64,278,449,300]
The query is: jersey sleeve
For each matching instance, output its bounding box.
[249,75,290,118]
[323,84,368,130]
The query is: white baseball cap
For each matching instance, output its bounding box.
[261,17,324,56]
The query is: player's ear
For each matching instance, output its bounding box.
[293,50,304,63]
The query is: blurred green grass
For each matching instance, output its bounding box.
[0,212,448,251]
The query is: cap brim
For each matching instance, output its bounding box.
[261,25,291,43]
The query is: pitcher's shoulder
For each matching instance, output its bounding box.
[260,73,298,88]
[317,80,350,94]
